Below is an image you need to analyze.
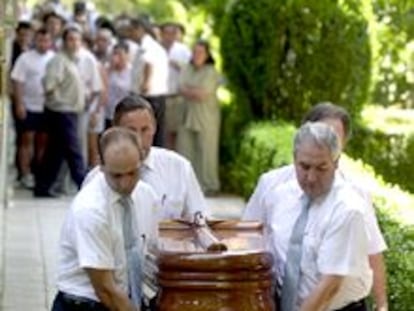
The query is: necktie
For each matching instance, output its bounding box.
[120,196,142,308]
[280,195,311,311]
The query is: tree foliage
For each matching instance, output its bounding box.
[371,0,414,106]
[220,0,372,123]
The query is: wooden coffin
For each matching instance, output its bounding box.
[151,220,276,311]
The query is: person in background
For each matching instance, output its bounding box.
[9,21,33,183]
[43,11,66,50]
[10,21,33,68]
[72,1,90,34]
[11,28,54,189]
[160,22,191,150]
[94,28,114,66]
[77,29,104,168]
[177,40,221,196]
[34,25,86,197]
[114,17,139,63]
[129,17,169,147]
[105,41,132,129]
[243,102,388,311]
[174,22,186,43]
[52,127,159,311]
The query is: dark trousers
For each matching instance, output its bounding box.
[35,109,86,195]
[51,291,109,311]
[334,299,368,311]
[144,95,166,147]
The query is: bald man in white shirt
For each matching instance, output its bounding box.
[52,127,159,311]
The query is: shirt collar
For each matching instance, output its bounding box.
[142,147,155,172]
[100,173,124,206]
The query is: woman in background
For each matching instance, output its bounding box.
[177,40,220,195]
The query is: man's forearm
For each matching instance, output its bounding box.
[300,275,343,311]
[369,253,388,311]
[141,63,152,94]
[103,286,136,311]
[86,268,137,311]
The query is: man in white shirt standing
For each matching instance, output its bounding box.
[160,22,191,149]
[84,94,208,221]
[264,122,372,311]
[52,127,159,311]
[77,32,104,166]
[129,18,169,147]
[243,103,388,311]
[11,28,55,189]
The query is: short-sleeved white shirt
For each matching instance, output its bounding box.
[243,163,387,255]
[77,47,103,99]
[126,39,140,63]
[83,147,209,221]
[264,175,373,310]
[139,35,169,96]
[166,41,191,94]
[11,49,55,112]
[56,173,159,301]
[105,65,132,120]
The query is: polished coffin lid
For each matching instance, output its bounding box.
[155,220,273,277]
[149,220,276,311]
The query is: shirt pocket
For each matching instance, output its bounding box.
[161,196,184,219]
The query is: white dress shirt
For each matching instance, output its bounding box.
[56,173,159,301]
[264,174,373,310]
[243,163,387,255]
[77,47,103,102]
[83,147,209,221]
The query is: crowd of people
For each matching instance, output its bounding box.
[7,1,388,311]
[9,0,221,197]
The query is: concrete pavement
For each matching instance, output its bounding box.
[0,188,244,310]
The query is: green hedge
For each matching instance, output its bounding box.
[222,121,414,310]
[347,106,414,194]
[221,121,295,197]
[220,0,371,123]
[348,127,414,194]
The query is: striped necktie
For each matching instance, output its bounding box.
[120,196,142,308]
[280,195,311,311]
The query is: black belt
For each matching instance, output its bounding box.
[334,298,367,311]
[56,291,109,311]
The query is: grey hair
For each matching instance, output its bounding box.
[294,122,341,161]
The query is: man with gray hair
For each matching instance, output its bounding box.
[264,122,372,311]
[243,102,387,311]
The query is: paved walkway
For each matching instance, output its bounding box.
[0,188,244,311]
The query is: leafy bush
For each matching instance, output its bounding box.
[347,106,414,193]
[370,0,414,107]
[221,121,295,198]
[222,121,414,310]
[220,0,372,123]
